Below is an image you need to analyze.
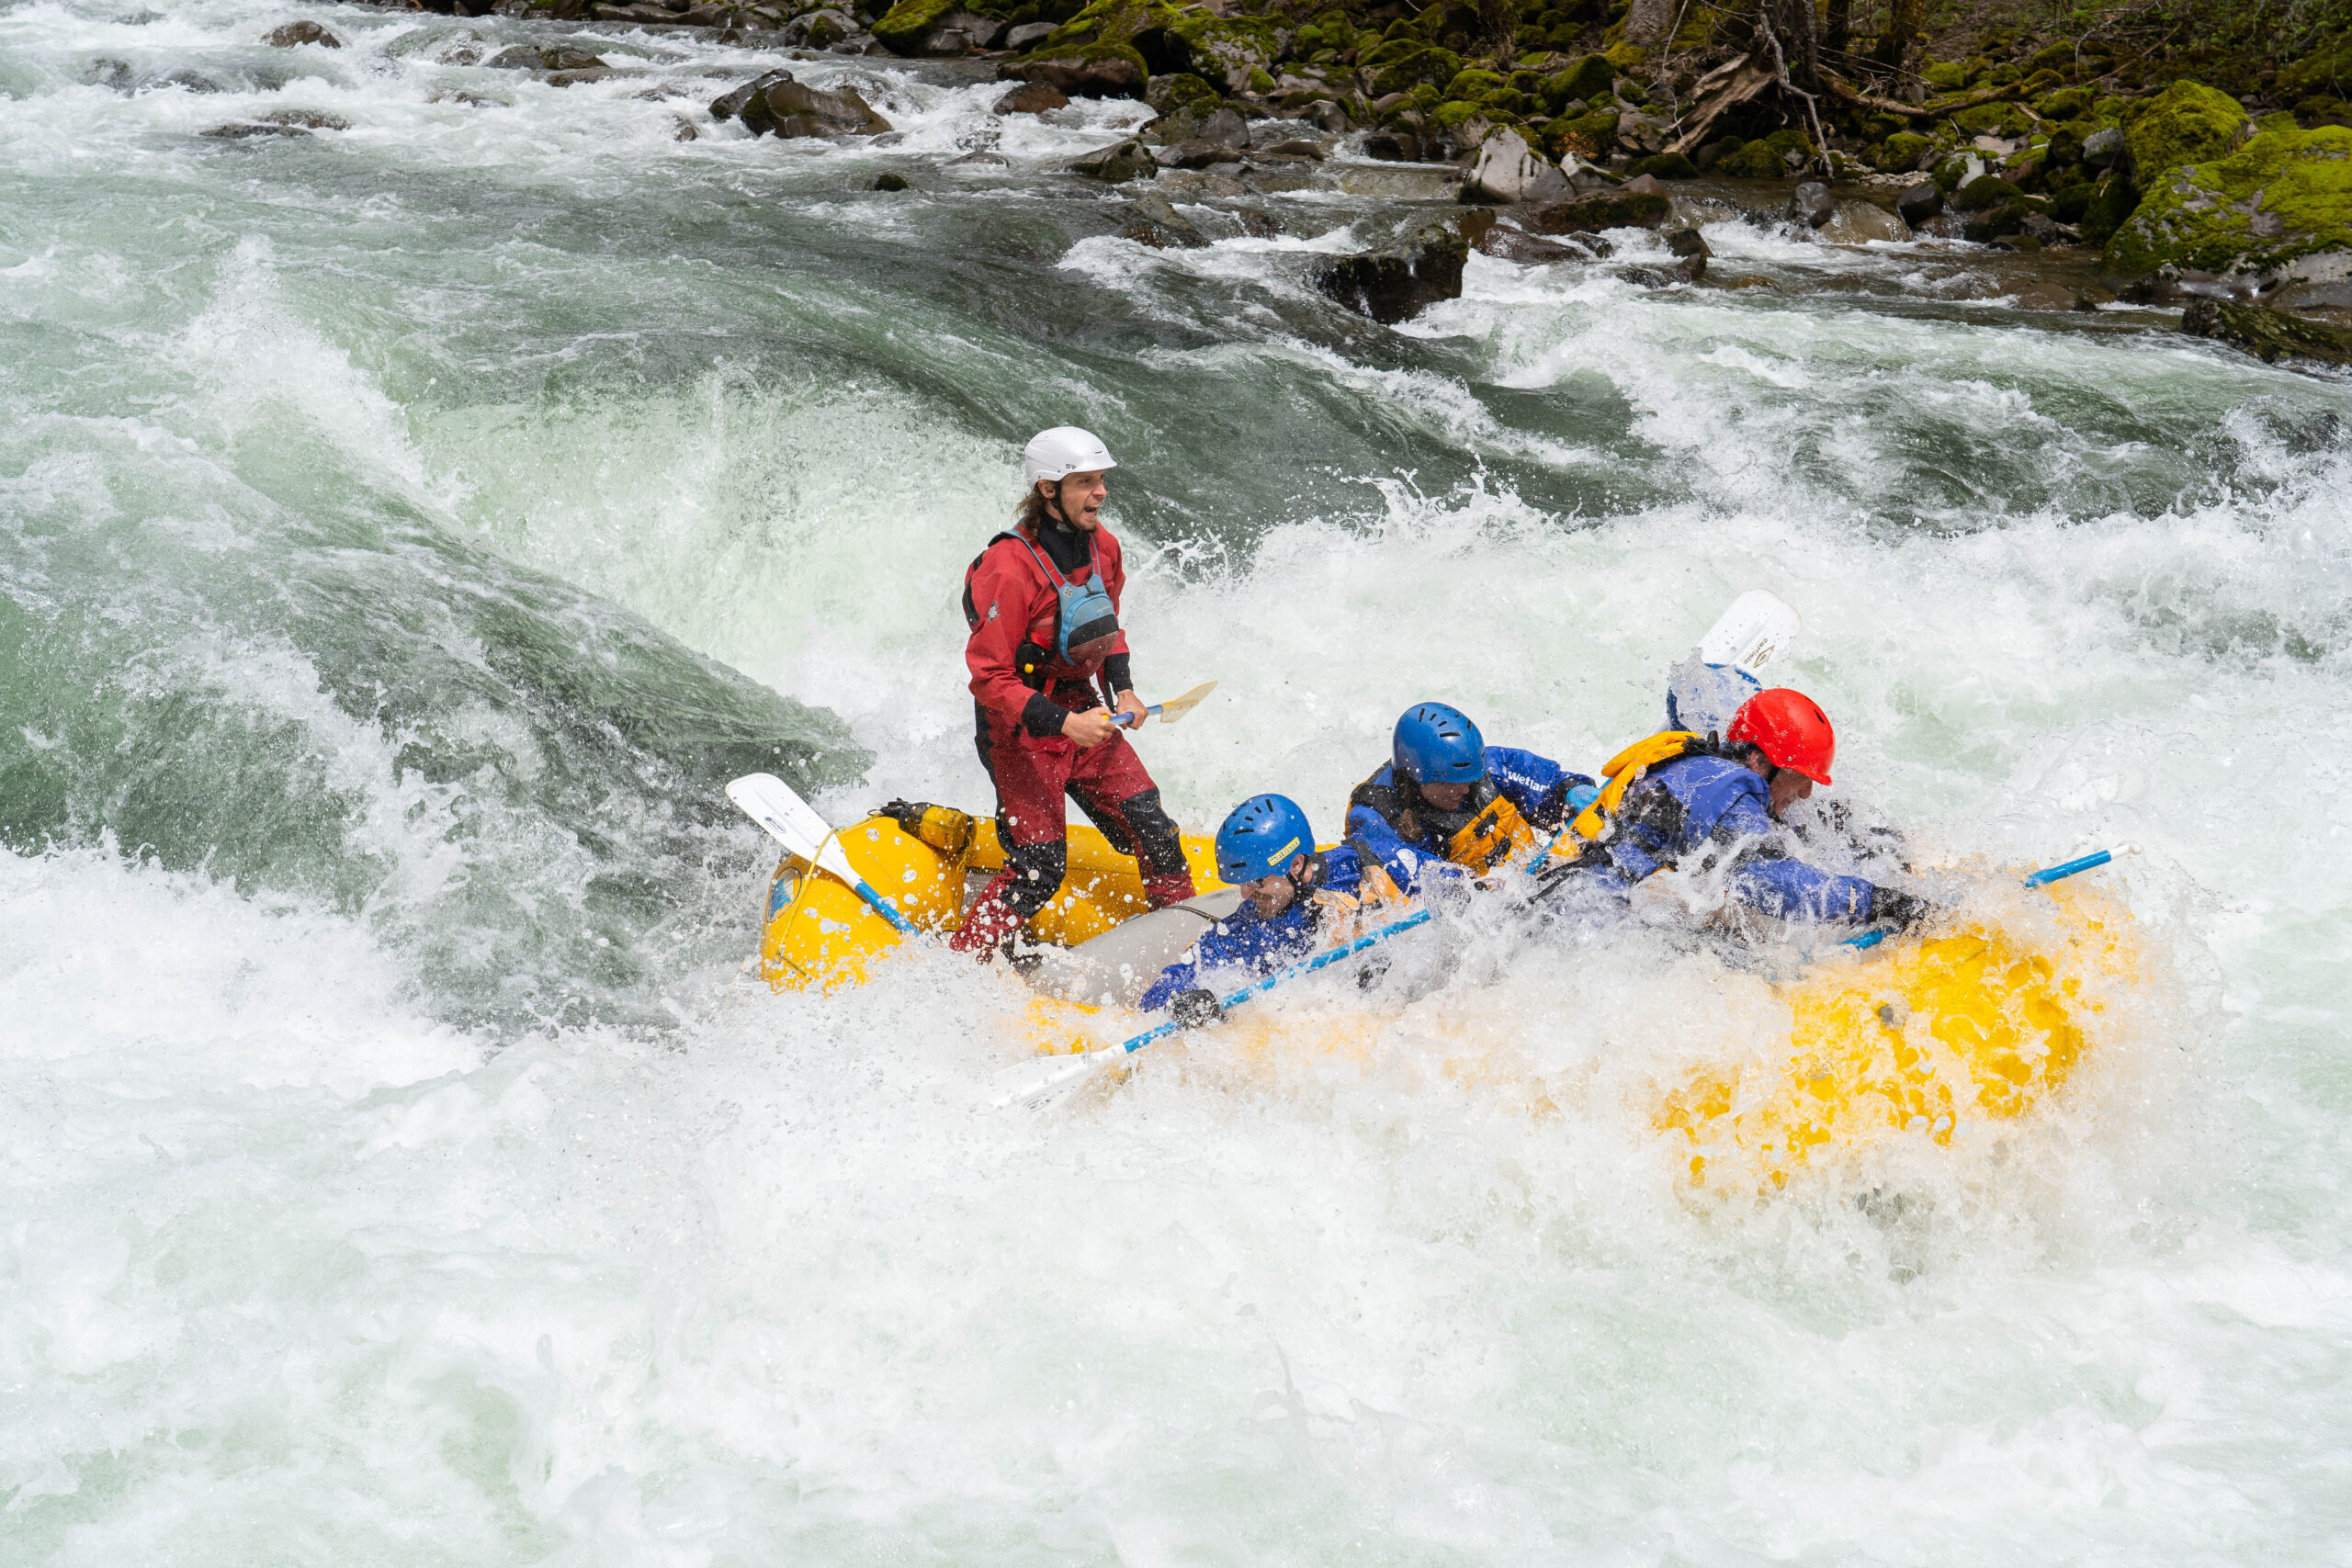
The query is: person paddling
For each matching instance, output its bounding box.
[951,427,1196,960]
[1546,688,1928,928]
[1346,703,1593,894]
[1140,794,1402,1022]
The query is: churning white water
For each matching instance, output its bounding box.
[4,0,2350,1560]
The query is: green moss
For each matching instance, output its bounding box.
[1604,42,1645,71]
[1951,174,2016,212]
[1922,60,1965,92]
[1720,139,1790,178]
[1625,151,1697,179]
[2037,86,2091,120]
[2122,80,2248,184]
[1431,96,1483,130]
[1446,67,1505,97]
[873,0,959,53]
[2107,125,2352,276]
[1953,101,2030,140]
[2078,171,2136,243]
[1872,131,1930,172]
[1932,153,1971,193]
[1246,65,1273,93]
[1149,70,1219,112]
[1549,107,1617,156]
[1553,53,1611,106]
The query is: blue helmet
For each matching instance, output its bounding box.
[1215,794,1314,884]
[1392,703,1487,785]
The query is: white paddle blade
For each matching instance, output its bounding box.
[727,773,828,861]
[1698,591,1802,676]
[1152,681,1218,725]
[987,1048,1116,1112]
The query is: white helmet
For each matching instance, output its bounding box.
[1023,426,1117,487]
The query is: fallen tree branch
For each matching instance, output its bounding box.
[1818,73,2025,118]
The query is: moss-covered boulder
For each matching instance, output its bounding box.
[1922,60,1966,92]
[1951,174,2015,213]
[1871,131,1930,172]
[2106,125,2352,278]
[2182,299,2352,367]
[2037,86,2092,121]
[1528,187,1671,233]
[1546,108,1618,158]
[1953,100,2031,140]
[2078,171,2137,243]
[1445,68,1505,99]
[2121,80,2248,184]
[1164,11,1283,94]
[1624,151,1697,180]
[1551,53,1612,107]
[1721,131,1804,180]
[873,0,959,53]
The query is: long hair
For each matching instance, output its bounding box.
[1013,481,1059,534]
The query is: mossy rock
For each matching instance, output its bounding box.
[873,0,960,53]
[1146,70,1218,113]
[1164,11,1282,87]
[1479,86,1532,116]
[1603,41,1645,71]
[1872,130,1930,171]
[1547,107,1618,157]
[2181,299,2352,366]
[1036,0,1178,51]
[1624,151,1697,179]
[2121,80,2248,184]
[1922,60,1966,93]
[1246,65,1273,93]
[2037,86,2091,120]
[2049,183,2093,223]
[1932,154,1972,193]
[1446,67,1505,98]
[1432,97,1485,130]
[1953,101,2030,139]
[1720,140,1791,178]
[1951,174,2016,213]
[1553,52,1611,106]
[2078,171,2136,243]
[2107,125,2352,277]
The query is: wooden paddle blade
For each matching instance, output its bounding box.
[1151,681,1218,725]
[1698,592,1801,675]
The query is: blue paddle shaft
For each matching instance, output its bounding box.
[1845,848,2118,948]
[2023,849,2111,887]
[854,881,920,935]
[1113,908,1436,1056]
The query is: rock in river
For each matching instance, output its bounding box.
[1460,128,1572,206]
[1788,180,1834,229]
[265,20,341,47]
[1526,187,1670,235]
[1312,220,1467,323]
[741,79,892,139]
[1066,138,1156,183]
[992,81,1069,115]
[2180,298,2352,367]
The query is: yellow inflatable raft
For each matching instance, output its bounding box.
[755,808,1226,989]
[757,821,2136,1182]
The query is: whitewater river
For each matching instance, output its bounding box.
[5,0,2351,1560]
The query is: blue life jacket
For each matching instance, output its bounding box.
[1344,746,1590,895]
[1596,753,1878,922]
[1139,847,1364,1011]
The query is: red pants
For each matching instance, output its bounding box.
[952,703,1196,954]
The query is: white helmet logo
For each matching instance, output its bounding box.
[1023,426,1117,487]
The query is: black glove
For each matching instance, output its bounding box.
[1871,887,1931,931]
[876,799,929,836]
[1171,988,1224,1029]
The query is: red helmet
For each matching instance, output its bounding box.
[1727,688,1836,785]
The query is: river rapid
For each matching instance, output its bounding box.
[5,0,2351,1560]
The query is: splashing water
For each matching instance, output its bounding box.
[4,0,2350,1560]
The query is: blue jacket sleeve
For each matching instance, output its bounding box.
[1138,902,1321,1011]
[1707,787,1879,923]
[1486,747,1595,832]
[1344,801,1462,895]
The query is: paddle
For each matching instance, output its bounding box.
[726,772,922,938]
[1699,589,1802,675]
[1109,680,1219,729]
[990,908,1436,1112]
[1843,846,2135,951]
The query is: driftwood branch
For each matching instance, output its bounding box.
[1818,73,2025,119]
